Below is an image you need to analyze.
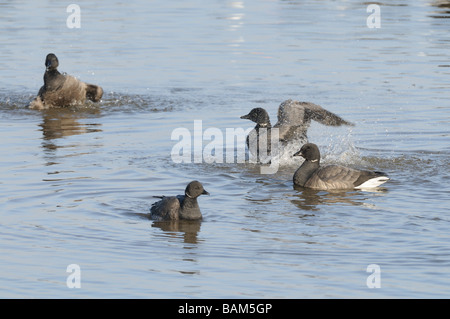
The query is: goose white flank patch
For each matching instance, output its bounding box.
[354,176,390,189]
[150,181,209,221]
[293,143,390,190]
[29,53,103,109]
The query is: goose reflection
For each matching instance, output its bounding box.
[430,0,450,16]
[292,185,388,211]
[39,107,102,154]
[151,219,202,245]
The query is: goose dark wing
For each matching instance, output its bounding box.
[150,196,181,221]
[275,99,306,126]
[274,100,353,143]
[305,165,388,190]
[303,102,354,126]
[273,100,309,142]
[305,165,362,190]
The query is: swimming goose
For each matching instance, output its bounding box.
[241,99,353,158]
[150,181,209,221]
[293,143,389,190]
[29,53,103,109]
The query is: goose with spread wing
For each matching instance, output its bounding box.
[29,53,103,110]
[240,99,353,158]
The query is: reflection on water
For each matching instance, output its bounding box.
[152,220,202,245]
[36,107,104,170]
[430,0,450,16]
[38,108,102,158]
[292,185,389,211]
[39,108,102,141]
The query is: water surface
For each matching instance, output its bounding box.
[0,0,449,298]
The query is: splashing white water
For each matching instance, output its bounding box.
[265,124,361,168]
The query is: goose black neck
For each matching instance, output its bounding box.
[181,195,198,208]
[44,69,65,91]
[180,195,202,220]
[294,159,319,186]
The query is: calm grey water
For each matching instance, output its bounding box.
[1,0,449,298]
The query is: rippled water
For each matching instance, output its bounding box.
[1,1,449,298]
